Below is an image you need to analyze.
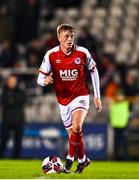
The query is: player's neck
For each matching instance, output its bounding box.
[60,45,72,55]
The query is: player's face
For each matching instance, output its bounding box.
[58,30,75,49]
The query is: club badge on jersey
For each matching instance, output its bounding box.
[74,57,81,64]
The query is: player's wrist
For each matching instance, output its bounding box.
[94,96,101,99]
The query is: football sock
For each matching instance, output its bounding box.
[78,154,86,163]
[76,132,85,161]
[66,155,74,161]
[68,131,82,158]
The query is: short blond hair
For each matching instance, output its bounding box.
[57,24,74,38]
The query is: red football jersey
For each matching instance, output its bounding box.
[39,45,96,105]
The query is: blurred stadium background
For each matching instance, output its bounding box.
[0,0,139,161]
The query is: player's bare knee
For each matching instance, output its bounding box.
[67,128,73,138]
[72,124,82,133]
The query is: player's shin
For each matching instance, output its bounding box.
[76,135,86,163]
[68,131,82,158]
[63,131,82,173]
[74,132,91,173]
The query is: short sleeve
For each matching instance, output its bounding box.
[86,50,96,71]
[39,51,51,75]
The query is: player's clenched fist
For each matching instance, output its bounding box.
[44,73,53,85]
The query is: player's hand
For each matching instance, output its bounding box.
[44,73,53,85]
[94,97,103,112]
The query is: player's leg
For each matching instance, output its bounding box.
[69,109,86,160]
[60,95,90,173]
[63,109,88,173]
[59,103,74,173]
[71,110,90,173]
[63,128,74,173]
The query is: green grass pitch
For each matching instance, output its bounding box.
[0,160,139,179]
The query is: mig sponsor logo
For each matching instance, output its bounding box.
[59,69,78,81]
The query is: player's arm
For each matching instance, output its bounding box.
[37,51,53,86]
[90,67,102,112]
[37,72,53,86]
[85,49,102,112]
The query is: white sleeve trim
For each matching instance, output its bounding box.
[39,51,51,74]
[37,72,46,86]
[90,67,100,98]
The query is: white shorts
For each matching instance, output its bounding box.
[59,95,89,130]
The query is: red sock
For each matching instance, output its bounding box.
[76,135,85,160]
[68,131,82,158]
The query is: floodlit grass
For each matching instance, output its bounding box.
[0,160,139,179]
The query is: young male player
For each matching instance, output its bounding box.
[37,24,102,173]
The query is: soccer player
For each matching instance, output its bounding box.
[37,24,102,173]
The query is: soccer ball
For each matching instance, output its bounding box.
[42,156,63,174]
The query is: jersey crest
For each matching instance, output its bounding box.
[74,57,81,64]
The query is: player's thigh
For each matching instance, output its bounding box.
[72,110,87,132]
[71,95,89,130]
